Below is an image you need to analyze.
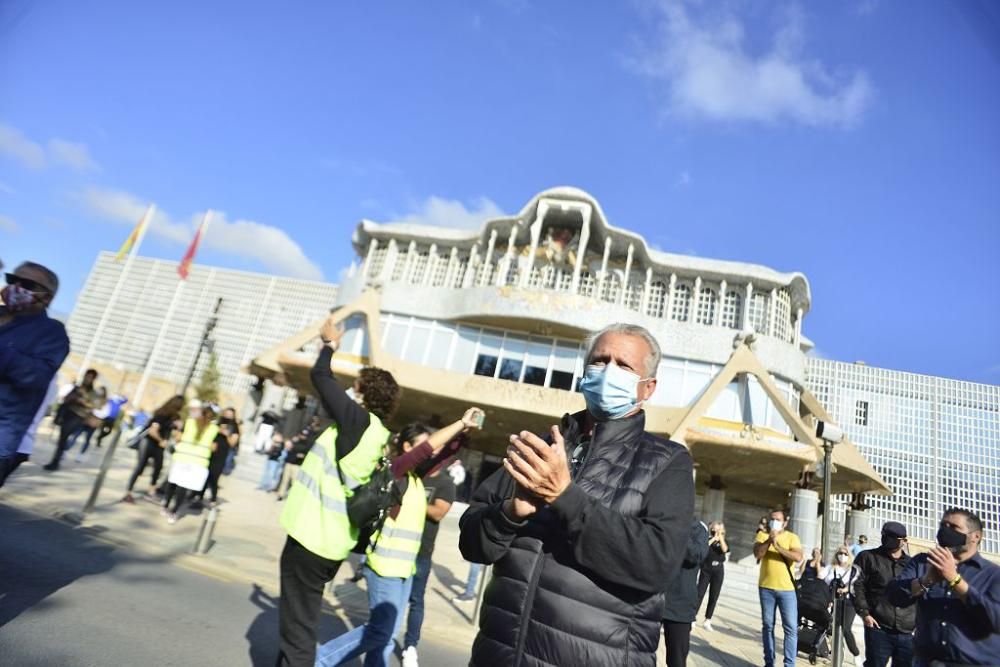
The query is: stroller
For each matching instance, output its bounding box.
[797,575,833,664]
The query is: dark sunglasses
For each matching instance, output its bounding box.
[5,273,52,293]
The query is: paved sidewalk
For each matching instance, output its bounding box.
[2,422,861,666]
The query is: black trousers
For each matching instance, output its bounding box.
[162,483,189,513]
[47,412,86,466]
[696,565,725,619]
[0,453,29,488]
[662,621,691,667]
[277,535,343,667]
[127,442,165,491]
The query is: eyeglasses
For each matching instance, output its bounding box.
[5,273,52,294]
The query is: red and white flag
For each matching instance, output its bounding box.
[178,212,212,280]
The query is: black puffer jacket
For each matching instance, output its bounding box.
[459,411,695,667]
[852,547,916,632]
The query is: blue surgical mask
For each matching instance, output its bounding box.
[579,362,647,421]
[769,519,784,532]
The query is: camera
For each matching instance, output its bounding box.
[815,420,845,444]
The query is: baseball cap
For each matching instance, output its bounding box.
[882,521,907,539]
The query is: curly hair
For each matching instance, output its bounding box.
[358,366,400,421]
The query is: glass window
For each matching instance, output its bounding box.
[382,315,408,359]
[721,290,742,329]
[671,283,691,322]
[706,381,742,420]
[648,359,685,406]
[696,287,717,325]
[498,335,527,382]
[450,325,479,374]
[425,323,454,370]
[549,342,579,391]
[646,280,667,318]
[404,325,431,364]
[523,339,552,386]
[475,331,503,378]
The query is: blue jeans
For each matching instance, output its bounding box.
[759,587,797,667]
[258,459,283,490]
[463,562,483,597]
[864,626,913,667]
[403,555,432,648]
[315,566,414,667]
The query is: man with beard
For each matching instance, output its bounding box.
[887,508,1000,666]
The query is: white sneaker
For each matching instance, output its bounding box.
[702,619,714,632]
[401,646,419,667]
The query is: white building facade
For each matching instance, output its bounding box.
[66,252,339,397]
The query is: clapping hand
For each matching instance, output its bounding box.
[927,546,958,584]
[320,316,344,346]
[503,425,571,505]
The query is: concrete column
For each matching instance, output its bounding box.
[480,229,498,286]
[463,244,480,288]
[597,236,612,298]
[570,205,592,295]
[703,488,726,523]
[666,273,677,318]
[423,244,437,286]
[496,225,518,287]
[382,239,399,282]
[692,276,703,322]
[361,238,378,281]
[743,282,753,331]
[789,487,820,556]
[846,509,872,546]
[444,247,459,287]
[640,267,653,315]
[768,287,778,336]
[823,498,848,564]
[716,280,727,326]
[402,240,417,283]
[520,203,548,288]
[618,243,635,306]
[794,307,803,347]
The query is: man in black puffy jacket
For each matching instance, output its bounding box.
[459,323,695,667]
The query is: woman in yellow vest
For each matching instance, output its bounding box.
[161,400,219,524]
[315,409,483,667]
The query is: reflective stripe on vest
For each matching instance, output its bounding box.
[172,419,219,469]
[280,415,390,561]
[366,474,426,578]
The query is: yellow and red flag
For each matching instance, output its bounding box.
[115,211,149,261]
[177,216,209,280]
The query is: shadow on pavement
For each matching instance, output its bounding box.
[247,583,281,666]
[0,504,118,627]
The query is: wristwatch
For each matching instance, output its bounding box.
[947,574,963,589]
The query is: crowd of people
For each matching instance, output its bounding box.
[3,260,998,667]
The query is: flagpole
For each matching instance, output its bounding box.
[77,203,156,383]
[132,210,213,409]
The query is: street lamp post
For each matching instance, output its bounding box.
[180,297,223,397]
[816,420,846,667]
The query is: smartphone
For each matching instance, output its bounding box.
[474,412,486,429]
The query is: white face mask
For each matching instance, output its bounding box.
[769,519,784,532]
[837,554,849,564]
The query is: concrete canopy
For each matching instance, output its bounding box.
[248,289,890,509]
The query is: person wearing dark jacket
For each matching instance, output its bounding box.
[851,521,915,667]
[662,520,710,667]
[459,323,695,667]
[0,262,69,484]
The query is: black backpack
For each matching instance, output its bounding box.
[339,456,404,554]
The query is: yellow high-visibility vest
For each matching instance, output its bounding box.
[366,473,426,578]
[173,418,219,469]
[280,416,390,561]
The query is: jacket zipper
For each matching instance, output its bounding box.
[513,549,547,667]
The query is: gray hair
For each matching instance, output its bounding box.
[16,261,60,294]
[583,323,662,378]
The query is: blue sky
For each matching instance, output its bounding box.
[1,1,998,383]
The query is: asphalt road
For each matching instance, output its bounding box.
[0,503,469,667]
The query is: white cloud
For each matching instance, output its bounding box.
[633,1,874,128]
[48,139,100,171]
[0,124,46,170]
[0,122,101,171]
[0,181,14,195]
[384,196,505,229]
[0,214,18,233]
[79,187,324,281]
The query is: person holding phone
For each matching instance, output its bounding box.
[697,521,729,631]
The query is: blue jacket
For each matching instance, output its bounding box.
[0,308,70,457]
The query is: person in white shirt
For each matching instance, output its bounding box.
[823,545,862,662]
[1,378,58,488]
